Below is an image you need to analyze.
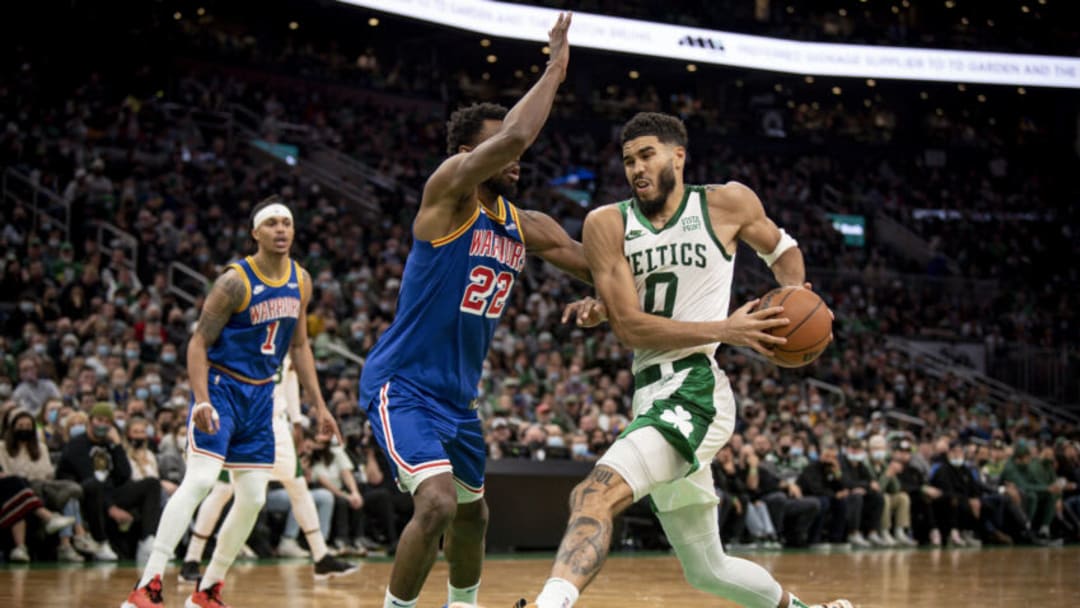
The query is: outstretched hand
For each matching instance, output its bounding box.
[724,299,789,357]
[546,12,572,77]
[562,296,607,328]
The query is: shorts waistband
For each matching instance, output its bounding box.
[209,363,275,385]
[633,353,713,390]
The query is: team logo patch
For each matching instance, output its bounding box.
[682,216,701,232]
[661,405,694,437]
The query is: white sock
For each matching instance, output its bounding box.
[384,589,417,608]
[185,482,234,562]
[448,579,480,605]
[536,577,579,608]
[283,476,328,561]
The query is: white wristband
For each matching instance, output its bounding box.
[193,402,218,419]
[758,228,798,267]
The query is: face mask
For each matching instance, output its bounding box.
[92,424,111,439]
[0,383,11,397]
[353,331,365,341]
[115,298,126,307]
[847,452,867,463]
[790,446,804,458]
[149,384,162,396]
[872,450,888,461]
[572,443,590,457]
[14,429,35,442]
[126,349,140,360]
[19,302,35,313]
[63,346,76,358]
[69,424,86,438]
[33,344,47,355]
[115,419,127,432]
[47,409,59,424]
[129,438,146,449]
[161,353,177,364]
[135,388,150,400]
[546,436,566,448]
[97,345,110,357]
[145,425,155,439]
[949,458,965,467]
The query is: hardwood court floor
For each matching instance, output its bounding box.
[2,546,1078,607]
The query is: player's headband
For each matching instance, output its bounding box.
[252,203,293,229]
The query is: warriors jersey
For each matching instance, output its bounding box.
[360,196,527,408]
[207,256,303,383]
[619,185,734,373]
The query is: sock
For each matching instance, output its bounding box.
[536,577,579,608]
[448,579,480,605]
[788,593,811,608]
[185,532,211,563]
[384,589,417,608]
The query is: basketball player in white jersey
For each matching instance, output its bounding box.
[180,353,357,582]
[523,112,851,608]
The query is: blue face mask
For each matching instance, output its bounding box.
[789,446,804,458]
[571,443,590,457]
[949,458,965,467]
[126,349,140,360]
[547,436,566,448]
[69,424,86,438]
[135,388,150,400]
[149,384,162,397]
[47,410,59,424]
[161,353,177,364]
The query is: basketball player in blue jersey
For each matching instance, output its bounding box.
[358,13,588,608]
[124,197,338,608]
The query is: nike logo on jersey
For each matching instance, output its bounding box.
[287,282,298,288]
[627,229,645,240]
[253,285,266,295]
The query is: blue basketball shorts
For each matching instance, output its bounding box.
[188,370,275,469]
[364,379,485,503]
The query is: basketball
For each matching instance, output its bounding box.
[755,286,832,368]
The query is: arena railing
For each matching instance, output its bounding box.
[2,167,70,242]
[95,221,138,276]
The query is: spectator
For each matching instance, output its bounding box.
[743,442,818,547]
[55,402,160,562]
[0,408,92,561]
[1002,441,1062,544]
[798,444,863,547]
[124,416,176,497]
[841,439,887,547]
[12,355,61,416]
[929,441,983,547]
[310,434,367,556]
[894,439,943,545]
[1056,441,1080,542]
[0,471,76,562]
[867,435,917,546]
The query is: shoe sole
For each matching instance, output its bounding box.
[313,565,360,581]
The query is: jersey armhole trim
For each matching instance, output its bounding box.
[698,187,733,261]
[508,203,526,247]
[227,263,251,313]
[431,205,481,247]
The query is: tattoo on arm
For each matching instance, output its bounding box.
[196,271,245,346]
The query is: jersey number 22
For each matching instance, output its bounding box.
[460,265,514,318]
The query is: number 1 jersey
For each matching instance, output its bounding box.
[361,197,526,408]
[207,256,303,383]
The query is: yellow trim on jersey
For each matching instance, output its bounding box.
[246,255,290,287]
[210,362,275,385]
[508,203,526,247]
[294,260,305,298]
[227,263,251,313]
[432,205,481,247]
[483,196,508,224]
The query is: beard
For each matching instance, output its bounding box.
[482,174,518,200]
[634,162,677,217]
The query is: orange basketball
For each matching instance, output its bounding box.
[755,286,833,368]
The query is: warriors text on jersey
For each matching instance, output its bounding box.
[619,185,734,373]
[361,196,526,407]
[207,256,303,383]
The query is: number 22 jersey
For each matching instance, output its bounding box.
[360,197,526,408]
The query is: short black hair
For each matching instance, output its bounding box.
[249,195,285,227]
[446,102,508,155]
[620,112,689,148]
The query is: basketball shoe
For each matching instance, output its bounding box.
[121,574,164,608]
[185,580,229,608]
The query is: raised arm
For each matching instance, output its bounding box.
[188,268,247,432]
[583,206,788,353]
[710,182,805,286]
[519,209,591,284]
[422,13,571,210]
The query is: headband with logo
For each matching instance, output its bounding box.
[252,203,293,229]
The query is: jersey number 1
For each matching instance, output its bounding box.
[460,265,514,318]
[261,321,280,355]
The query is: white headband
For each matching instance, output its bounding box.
[252,203,293,229]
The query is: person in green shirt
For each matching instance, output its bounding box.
[1001,440,1062,542]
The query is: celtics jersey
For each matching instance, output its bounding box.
[619,185,734,374]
